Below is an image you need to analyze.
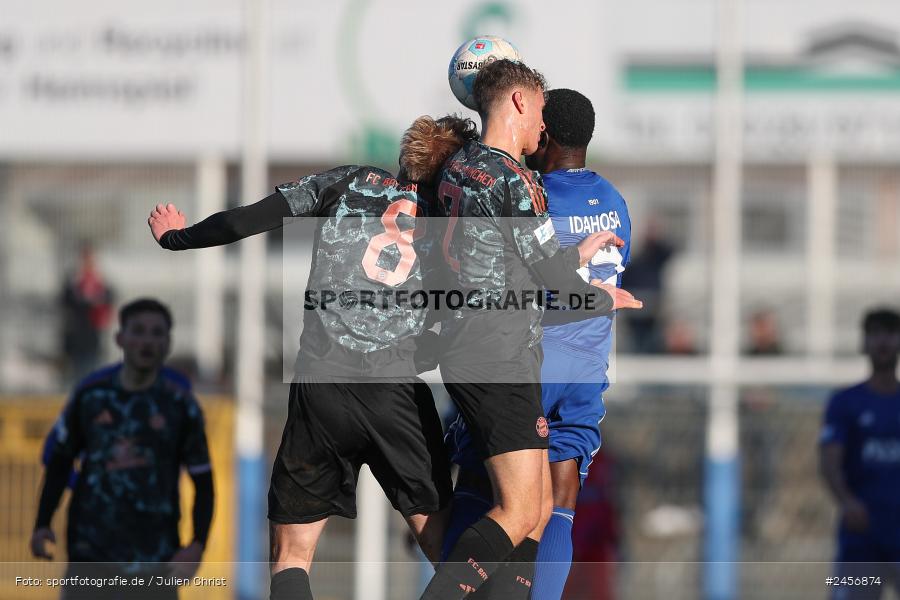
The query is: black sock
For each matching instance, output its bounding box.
[420,516,514,600]
[476,537,539,600]
[270,567,313,600]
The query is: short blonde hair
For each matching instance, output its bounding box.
[399,115,479,183]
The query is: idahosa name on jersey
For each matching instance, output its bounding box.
[568,211,623,234]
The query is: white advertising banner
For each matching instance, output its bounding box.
[2,0,899,161]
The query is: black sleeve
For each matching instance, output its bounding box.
[413,329,442,374]
[529,245,615,318]
[190,471,214,547]
[158,192,293,251]
[34,453,74,529]
[36,394,85,529]
[276,165,361,216]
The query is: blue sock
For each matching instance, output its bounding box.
[532,507,575,600]
[440,487,492,562]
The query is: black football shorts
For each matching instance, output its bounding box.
[442,346,549,460]
[268,377,452,524]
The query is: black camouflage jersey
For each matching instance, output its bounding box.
[437,141,560,367]
[46,364,210,563]
[277,166,437,378]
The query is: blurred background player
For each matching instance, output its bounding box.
[820,308,900,599]
[619,218,672,354]
[423,62,641,600]
[564,447,621,600]
[31,298,214,600]
[149,115,476,600]
[59,243,115,382]
[444,88,632,600]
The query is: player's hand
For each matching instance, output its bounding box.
[30,528,55,560]
[168,541,203,579]
[841,497,869,533]
[148,203,187,243]
[577,231,625,266]
[591,282,643,310]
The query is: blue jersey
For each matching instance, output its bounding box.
[445,169,630,476]
[821,383,900,510]
[541,169,631,366]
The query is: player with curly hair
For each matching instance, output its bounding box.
[149,115,478,600]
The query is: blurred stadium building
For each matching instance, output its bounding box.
[1,1,899,599]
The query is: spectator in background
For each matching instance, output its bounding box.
[663,318,698,355]
[60,244,114,381]
[747,309,783,355]
[820,308,900,599]
[741,308,782,538]
[32,298,214,600]
[621,217,674,354]
[563,448,620,600]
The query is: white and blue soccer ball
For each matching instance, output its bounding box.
[448,35,522,111]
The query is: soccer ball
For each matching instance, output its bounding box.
[448,35,522,111]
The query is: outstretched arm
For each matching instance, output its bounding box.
[149,192,293,251]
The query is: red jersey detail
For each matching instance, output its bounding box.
[502,158,547,215]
